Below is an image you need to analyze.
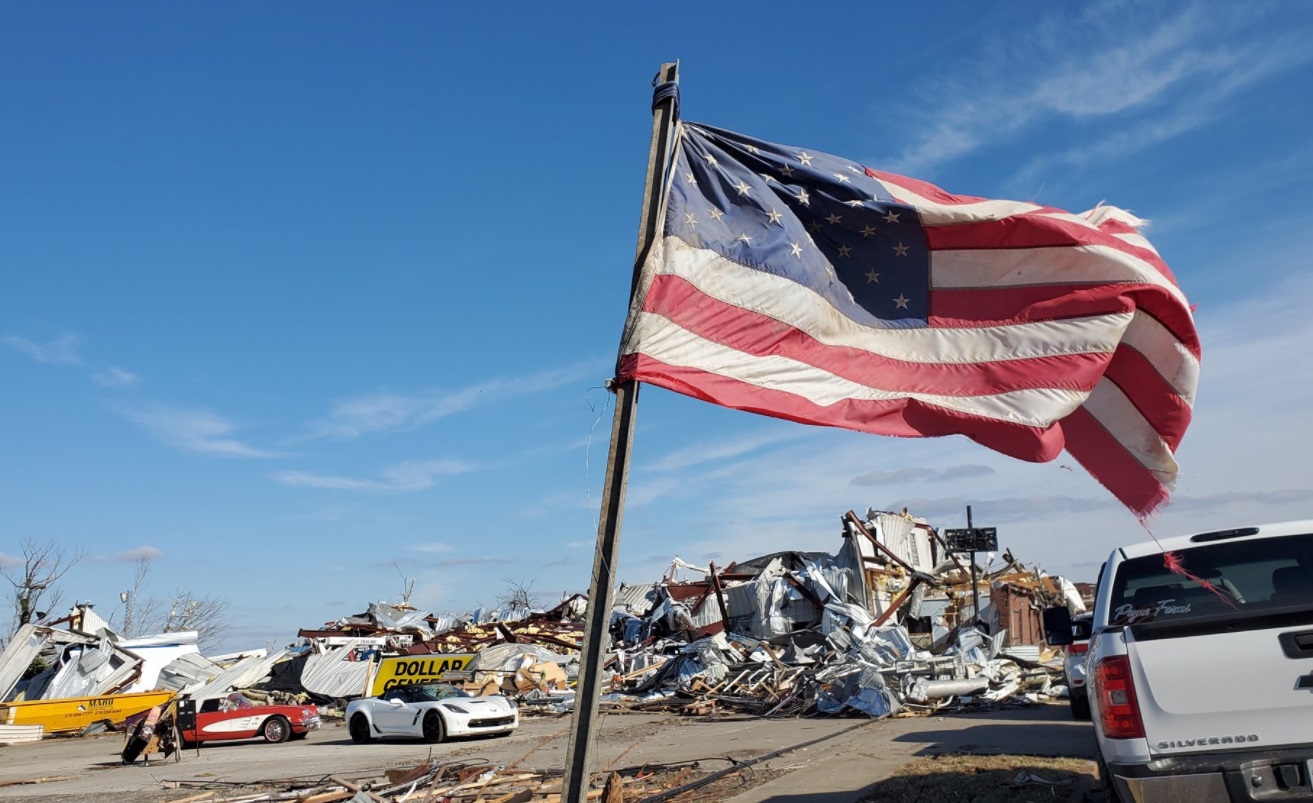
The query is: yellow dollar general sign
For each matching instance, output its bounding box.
[370,653,476,695]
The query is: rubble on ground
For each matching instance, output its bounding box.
[0,508,1084,737]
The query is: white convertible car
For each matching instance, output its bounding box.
[345,683,518,744]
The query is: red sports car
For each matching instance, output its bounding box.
[179,693,321,746]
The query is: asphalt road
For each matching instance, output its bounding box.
[0,703,1098,802]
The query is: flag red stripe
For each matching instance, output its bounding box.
[644,274,1112,397]
[931,284,1201,358]
[925,219,1175,287]
[924,217,1174,281]
[1102,345,1194,452]
[864,168,1054,210]
[1062,406,1171,517]
[618,352,1067,463]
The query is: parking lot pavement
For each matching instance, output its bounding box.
[724,703,1098,803]
[0,704,1095,802]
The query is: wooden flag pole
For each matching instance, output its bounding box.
[561,61,680,803]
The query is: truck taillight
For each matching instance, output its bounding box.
[1094,655,1144,740]
[1067,643,1088,655]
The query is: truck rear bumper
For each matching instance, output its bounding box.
[1109,745,1313,803]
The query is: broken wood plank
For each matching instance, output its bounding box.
[602,772,624,803]
[298,791,353,803]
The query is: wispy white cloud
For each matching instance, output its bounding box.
[648,429,808,472]
[94,366,141,388]
[0,552,20,570]
[850,465,995,487]
[275,459,472,492]
[408,542,454,553]
[116,545,164,562]
[3,333,82,366]
[302,362,600,441]
[122,403,280,458]
[1010,32,1313,189]
[880,3,1312,178]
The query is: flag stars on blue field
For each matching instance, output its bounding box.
[668,123,930,322]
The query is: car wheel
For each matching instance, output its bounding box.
[422,710,445,743]
[349,713,373,744]
[261,716,291,744]
[1070,693,1092,721]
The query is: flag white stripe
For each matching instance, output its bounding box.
[930,245,1190,308]
[867,178,1045,224]
[656,237,1134,364]
[629,312,1092,427]
[1082,380,1177,480]
[1123,313,1200,405]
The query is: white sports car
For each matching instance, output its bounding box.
[345,683,518,744]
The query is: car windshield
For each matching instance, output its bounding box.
[407,683,470,702]
[1108,531,1313,626]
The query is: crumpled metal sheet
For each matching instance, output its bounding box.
[815,661,897,718]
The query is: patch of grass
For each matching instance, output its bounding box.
[859,753,1099,803]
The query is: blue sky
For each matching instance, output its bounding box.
[4,1,1313,651]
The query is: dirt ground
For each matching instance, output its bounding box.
[860,754,1100,803]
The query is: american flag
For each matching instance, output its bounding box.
[617,122,1199,518]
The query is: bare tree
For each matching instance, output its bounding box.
[111,555,229,650]
[115,556,161,638]
[156,589,230,651]
[394,562,416,606]
[2,537,84,638]
[497,577,541,611]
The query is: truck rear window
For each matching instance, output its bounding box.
[1109,532,1313,626]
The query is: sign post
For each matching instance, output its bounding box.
[942,506,998,628]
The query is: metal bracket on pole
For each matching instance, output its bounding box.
[560,61,680,803]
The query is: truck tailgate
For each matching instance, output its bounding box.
[1130,624,1313,755]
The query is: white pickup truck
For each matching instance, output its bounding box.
[1045,520,1313,803]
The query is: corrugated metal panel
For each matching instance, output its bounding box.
[614,583,660,614]
[187,650,285,701]
[467,643,567,674]
[871,512,935,572]
[299,648,371,698]
[0,724,43,744]
[156,653,222,692]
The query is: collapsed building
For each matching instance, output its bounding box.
[0,508,1083,739]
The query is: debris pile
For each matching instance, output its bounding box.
[0,508,1083,738]
[147,756,774,803]
[595,509,1078,718]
